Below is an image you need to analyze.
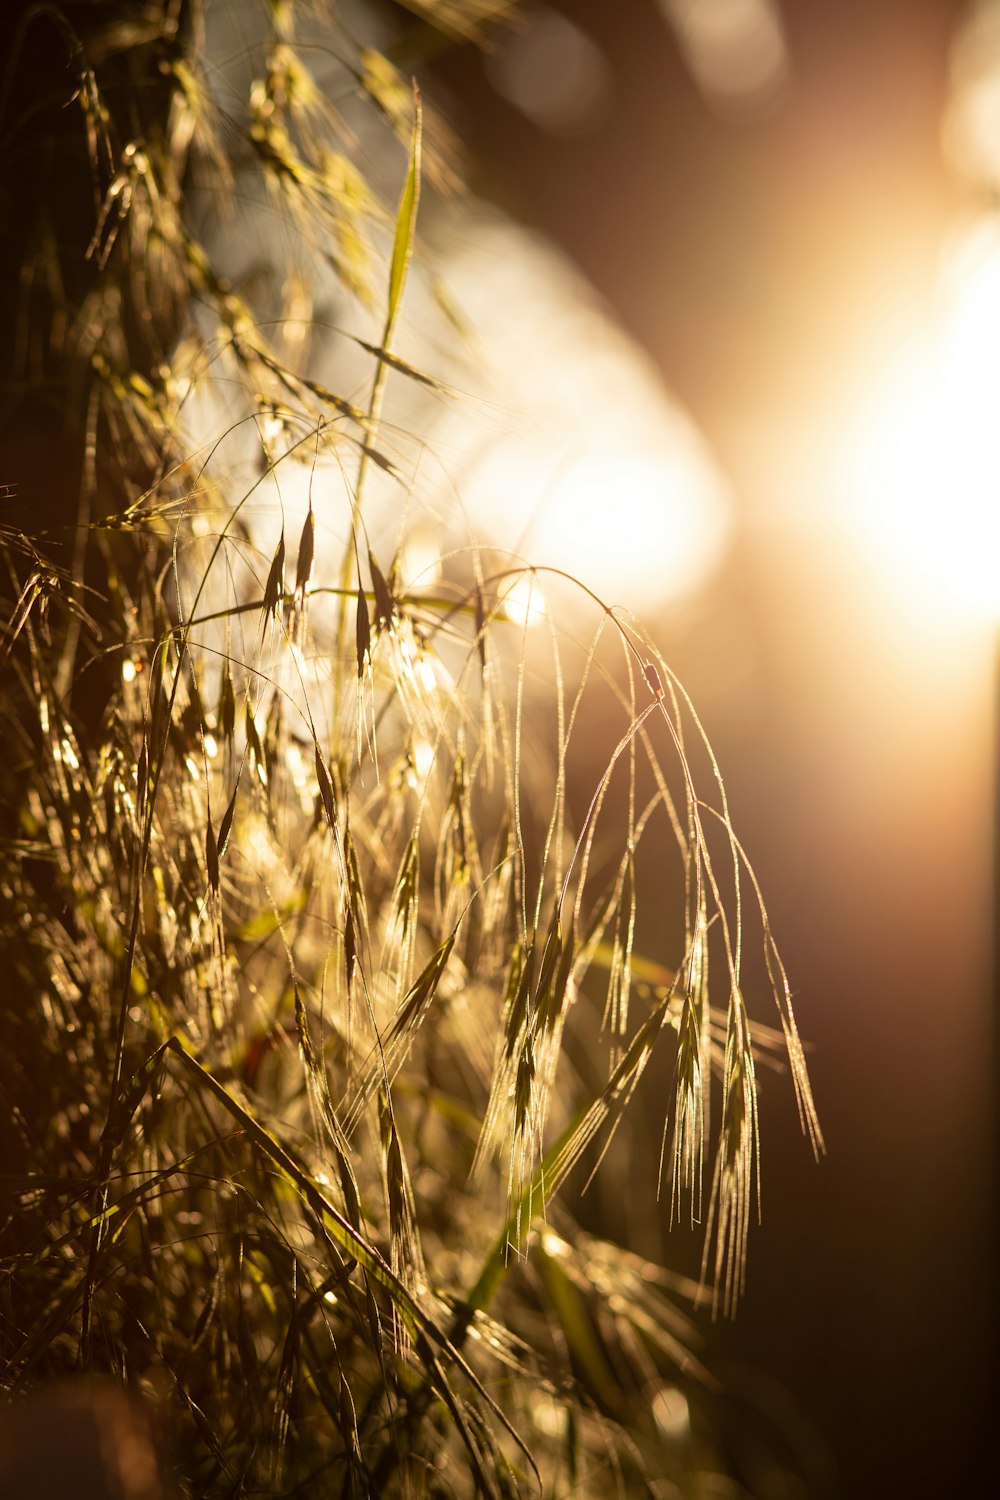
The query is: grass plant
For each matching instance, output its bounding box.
[0,3,822,1494]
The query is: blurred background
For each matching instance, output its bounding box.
[413,1,995,1494]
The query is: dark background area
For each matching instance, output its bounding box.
[426,2,994,1495]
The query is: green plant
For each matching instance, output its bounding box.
[0,3,821,1495]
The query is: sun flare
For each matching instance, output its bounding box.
[847,221,1000,620]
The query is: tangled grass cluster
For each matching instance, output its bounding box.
[0,3,821,1495]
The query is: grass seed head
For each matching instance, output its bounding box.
[0,2,821,1490]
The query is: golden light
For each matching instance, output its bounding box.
[464,431,727,619]
[397,525,443,589]
[541,445,725,608]
[410,736,436,783]
[652,1385,691,1442]
[846,219,1000,621]
[183,56,735,659]
[498,573,547,629]
[436,210,731,618]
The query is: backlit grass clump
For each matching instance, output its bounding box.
[0,3,821,1495]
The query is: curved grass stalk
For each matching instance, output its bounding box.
[2,5,822,1494]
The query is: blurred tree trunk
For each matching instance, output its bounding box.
[1,2,188,719]
[2,3,177,515]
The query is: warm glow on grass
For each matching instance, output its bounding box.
[397,524,443,588]
[847,221,1000,620]
[498,572,547,628]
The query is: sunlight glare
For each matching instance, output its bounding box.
[499,573,547,629]
[847,221,1000,620]
[652,1385,691,1441]
[183,171,732,650]
[439,209,731,618]
[465,427,726,616]
[529,446,723,609]
[398,525,443,588]
[411,736,436,782]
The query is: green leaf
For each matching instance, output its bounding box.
[383,83,422,348]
